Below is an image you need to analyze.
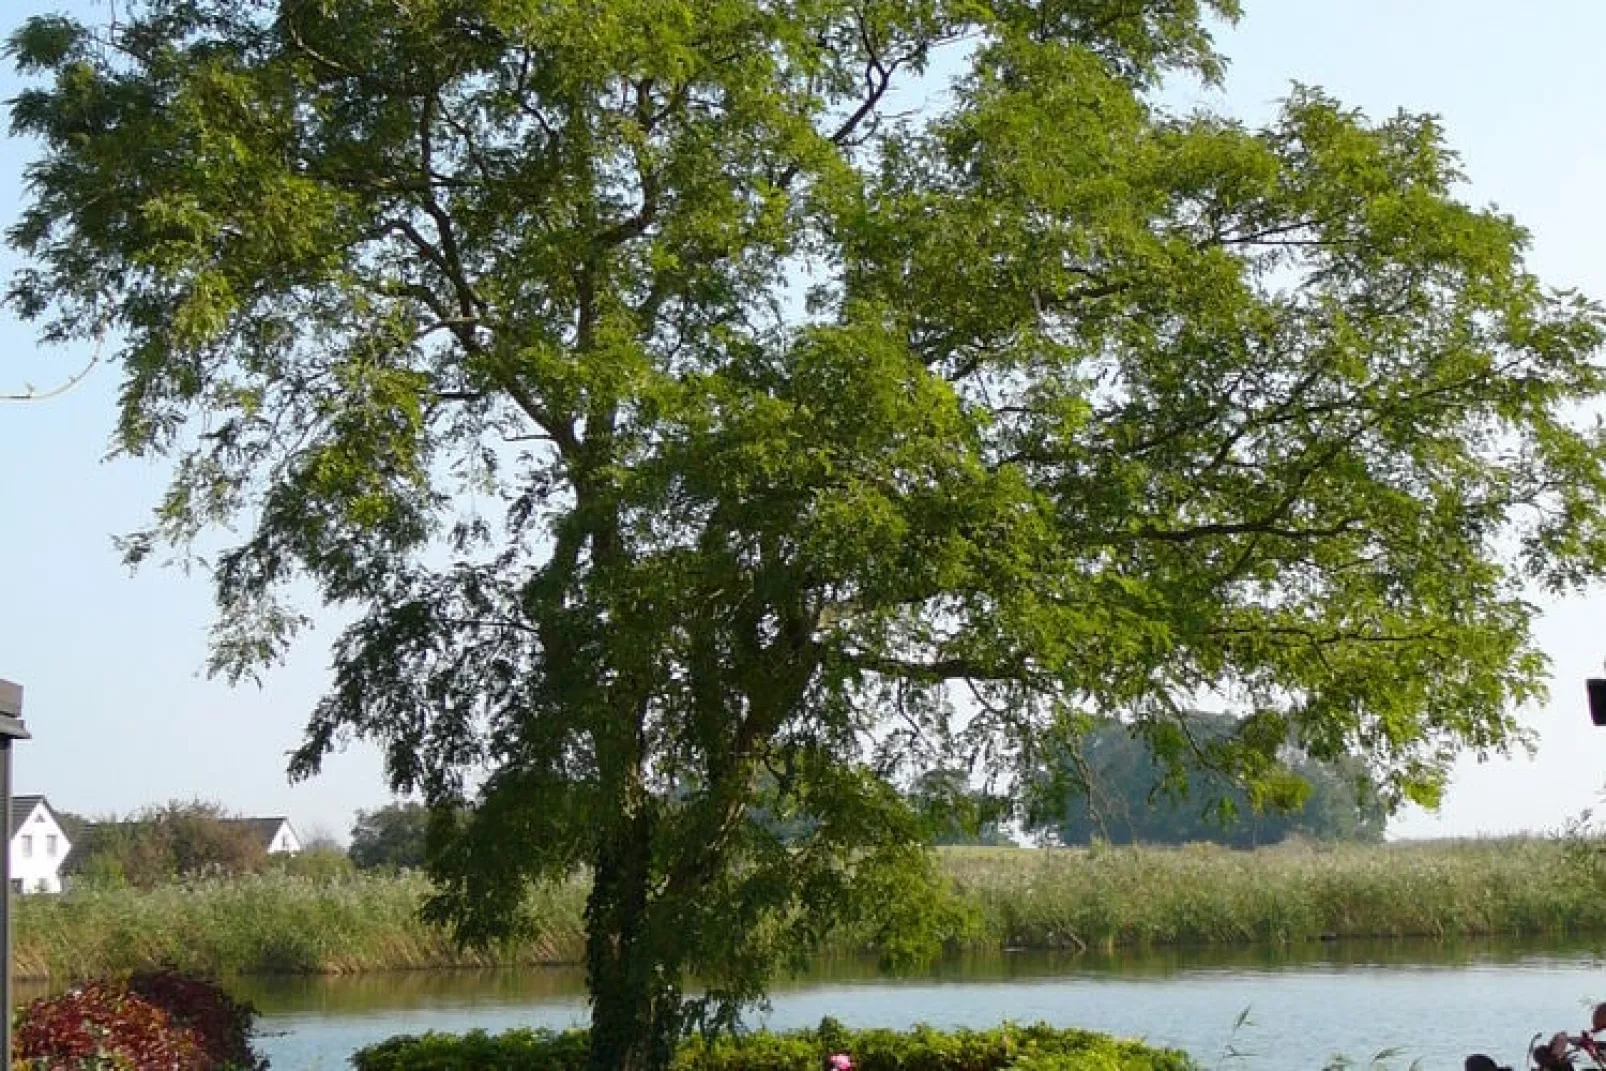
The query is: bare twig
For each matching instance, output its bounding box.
[2,334,105,404]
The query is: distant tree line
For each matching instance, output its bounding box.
[889,713,1386,849]
[1024,712,1388,847]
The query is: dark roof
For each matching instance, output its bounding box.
[75,815,293,849]
[10,795,58,840]
[222,817,293,851]
[62,815,293,872]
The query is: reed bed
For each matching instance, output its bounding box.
[13,837,1603,982]
[12,871,588,982]
[940,837,1606,950]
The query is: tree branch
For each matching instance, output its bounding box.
[1128,515,1366,545]
[842,652,1031,683]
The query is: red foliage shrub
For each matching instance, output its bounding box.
[129,969,265,1069]
[14,980,206,1069]
[14,970,264,1070]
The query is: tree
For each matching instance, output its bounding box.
[1027,713,1387,847]
[348,803,430,871]
[10,1,1606,1066]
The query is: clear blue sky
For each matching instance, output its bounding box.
[2,1,1604,841]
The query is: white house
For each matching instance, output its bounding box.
[9,795,72,894]
[227,816,303,856]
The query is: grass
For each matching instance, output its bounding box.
[13,871,588,982]
[14,836,1606,982]
[937,837,1606,950]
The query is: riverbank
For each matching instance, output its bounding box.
[15,837,1604,980]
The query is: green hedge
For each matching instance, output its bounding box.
[350,1022,1199,1071]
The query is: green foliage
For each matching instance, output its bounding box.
[350,1023,1198,1071]
[1557,801,1606,898]
[1027,714,1388,847]
[68,801,268,889]
[271,844,358,882]
[353,1029,590,1071]
[349,802,431,872]
[12,0,1606,1064]
[909,770,1016,847]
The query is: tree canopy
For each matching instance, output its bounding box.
[348,802,431,871]
[10,1,1606,1067]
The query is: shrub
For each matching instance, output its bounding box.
[14,971,265,1070]
[14,981,206,1069]
[128,969,265,1069]
[350,1022,1199,1071]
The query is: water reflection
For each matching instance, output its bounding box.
[234,932,1606,1018]
[238,965,588,1016]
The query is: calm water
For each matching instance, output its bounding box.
[227,939,1606,1070]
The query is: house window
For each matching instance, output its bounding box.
[46,835,57,857]
[20,836,32,858]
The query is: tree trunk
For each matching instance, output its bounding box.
[585,811,682,1071]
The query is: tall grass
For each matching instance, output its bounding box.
[938,837,1606,951]
[14,837,1606,981]
[13,871,588,982]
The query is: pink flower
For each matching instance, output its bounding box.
[828,1055,854,1071]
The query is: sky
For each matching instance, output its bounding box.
[2,1,1606,843]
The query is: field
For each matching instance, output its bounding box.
[13,837,1605,981]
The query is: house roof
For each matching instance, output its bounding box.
[72,815,294,853]
[223,817,294,850]
[57,813,296,875]
[9,795,60,840]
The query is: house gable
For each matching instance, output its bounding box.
[264,818,302,855]
[224,817,303,855]
[9,796,72,893]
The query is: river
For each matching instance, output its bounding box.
[231,938,1606,1069]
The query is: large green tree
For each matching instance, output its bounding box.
[348,801,431,871]
[10,1,1606,1066]
[1027,712,1388,847]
